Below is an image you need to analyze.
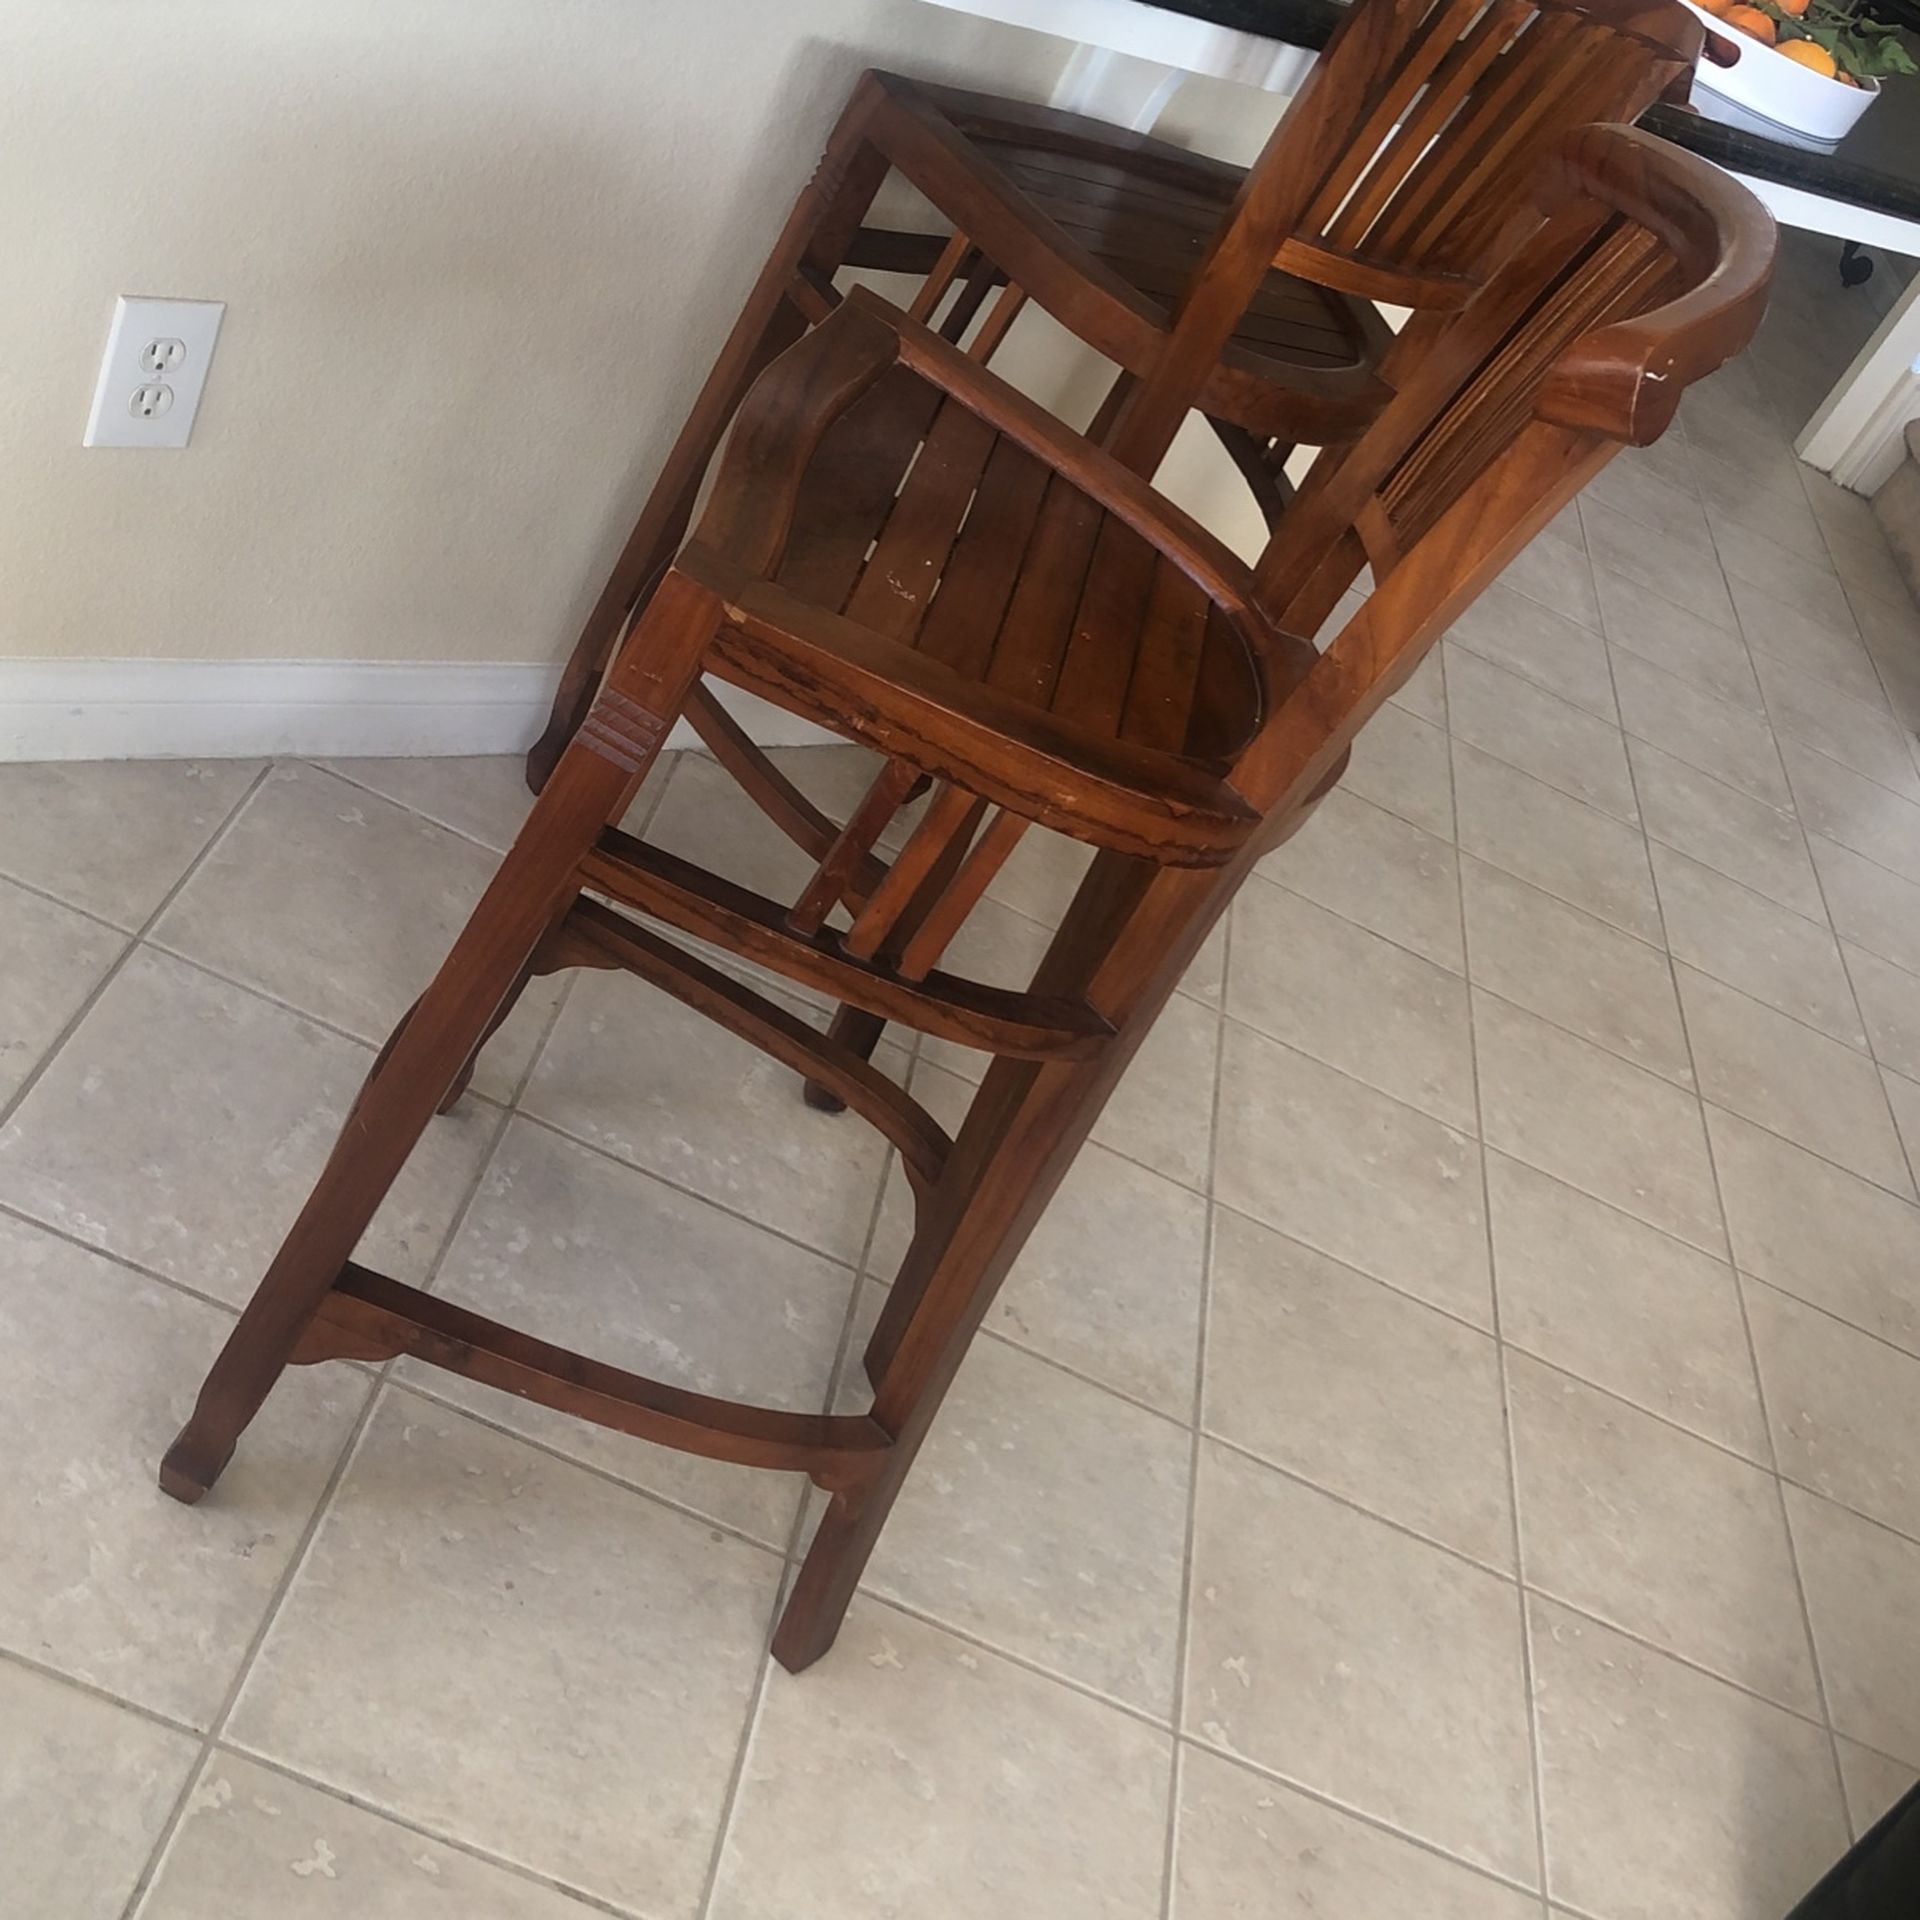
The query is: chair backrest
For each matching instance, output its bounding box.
[1281,0,1703,293]
[1104,0,1703,469]
[1227,121,1772,826]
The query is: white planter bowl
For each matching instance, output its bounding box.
[1678,0,1880,144]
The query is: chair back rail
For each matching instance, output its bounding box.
[1098,0,1703,469]
[1237,124,1774,821]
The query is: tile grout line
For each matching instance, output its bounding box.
[1250,857,1472,977]
[1156,904,1232,1920]
[1445,642,1639,828]
[1604,611,1761,1355]
[1740,1235,1920,1400]
[909,1048,1216,1198]
[690,1013,912,1920]
[0,863,146,939]
[193,1733,649,1919]
[1770,1476,1920,1569]
[1745,607,1920,1802]
[194,733,1920,1697]
[687,1552,787,1920]
[117,1384,388,1920]
[1533,1577,1845,1735]
[1226,887,1920,1214]
[0,763,274,1141]
[1610,405,1917,1813]
[1577,450,1920,901]
[1464,709,1839,942]
[119,988,528,1919]
[1226,929,1909,1244]
[1663,945,1908,1132]
[1731,1258,1857,1826]
[844,1582,1182,1735]
[1200,1375,1751,1576]
[1607,613,1857,1822]
[1801,459,1920,781]
[1689,1092,1920,1213]
[1447,595,1611,724]
[0,1643,205,1744]
[1447,618,1553,1905]
[135,932,508,1067]
[0,910,556,1386]
[380,1368,793,1557]
[1768,691,1920,1209]
[303,757,535,859]
[0,1195,265,1326]
[505,1100,884,1279]
[1175,1723,1550,1906]
[21,635,1908,1909]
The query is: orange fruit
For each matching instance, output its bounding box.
[1725,4,1777,39]
[1777,36,1839,74]
[1836,66,1861,83]
[1776,0,1810,15]
[1695,0,1738,15]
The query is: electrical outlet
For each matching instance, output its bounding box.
[84,296,224,449]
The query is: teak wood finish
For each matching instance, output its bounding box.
[160,124,1773,1675]
[525,0,1702,789]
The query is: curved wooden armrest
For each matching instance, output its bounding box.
[690,281,1296,651]
[690,297,904,578]
[1533,125,1776,445]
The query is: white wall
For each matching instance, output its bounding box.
[0,0,1080,673]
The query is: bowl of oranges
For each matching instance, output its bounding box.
[1678,0,1914,143]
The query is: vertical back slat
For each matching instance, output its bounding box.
[1362,12,1597,264]
[1302,0,1503,237]
[1319,0,1532,253]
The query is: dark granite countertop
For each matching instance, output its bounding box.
[1142,0,1920,223]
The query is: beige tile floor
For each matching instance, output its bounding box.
[10,235,1920,1918]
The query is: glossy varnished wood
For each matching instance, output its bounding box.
[527,0,1700,784]
[163,126,1773,1682]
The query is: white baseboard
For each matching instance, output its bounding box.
[0,658,833,762]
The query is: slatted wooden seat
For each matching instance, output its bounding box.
[159,125,1774,1678]
[527,0,1701,787]
[853,119,1386,382]
[757,371,1270,780]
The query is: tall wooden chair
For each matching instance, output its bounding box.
[161,125,1773,1675]
[525,0,1702,788]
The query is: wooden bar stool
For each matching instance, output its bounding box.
[161,125,1773,1675]
[525,0,1702,788]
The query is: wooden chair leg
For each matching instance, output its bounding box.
[801,1005,887,1112]
[525,131,889,793]
[772,1050,1102,1672]
[437,960,534,1114]
[162,576,723,1504]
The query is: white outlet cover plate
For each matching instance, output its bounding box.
[84,296,224,449]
